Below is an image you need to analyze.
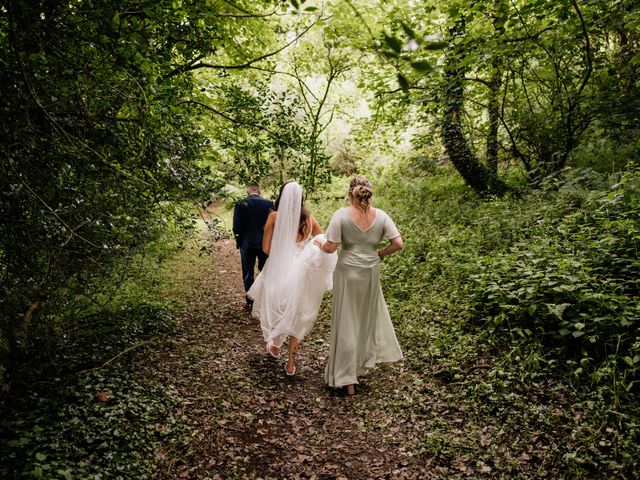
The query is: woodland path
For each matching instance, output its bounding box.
[148,236,432,480]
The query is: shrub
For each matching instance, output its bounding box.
[469,167,640,398]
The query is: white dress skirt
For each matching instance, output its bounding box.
[248,234,337,347]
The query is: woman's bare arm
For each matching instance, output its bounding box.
[262,212,276,254]
[310,215,323,236]
[377,236,403,258]
[315,238,339,254]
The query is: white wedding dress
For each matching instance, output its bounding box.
[247,182,337,348]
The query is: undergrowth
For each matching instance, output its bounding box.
[374,164,640,477]
[0,233,207,479]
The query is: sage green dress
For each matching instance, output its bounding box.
[324,208,403,388]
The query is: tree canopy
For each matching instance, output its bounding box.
[0,1,639,477]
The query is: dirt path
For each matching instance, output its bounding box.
[149,237,427,479]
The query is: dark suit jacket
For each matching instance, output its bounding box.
[232,194,274,250]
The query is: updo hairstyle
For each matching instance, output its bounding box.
[348,175,373,211]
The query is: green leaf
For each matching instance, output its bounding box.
[546,303,570,319]
[572,330,585,338]
[7,437,29,447]
[401,22,415,39]
[423,41,449,50]
[35,452,46,462]
[57,470,73,480]
[574,322,585,330]
[304,6,318,11]
[381,50,400,60]
[410,61,433,73]
[397,74,410,91]
[384,35,402,53]
[291,0,299,9]
[623,356,635,366]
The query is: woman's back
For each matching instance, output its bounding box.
[326,208,399,267]
[340,208,385,245]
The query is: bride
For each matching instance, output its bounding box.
[247,181,337,375]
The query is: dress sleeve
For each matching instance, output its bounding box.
[381,210,401,240]
[325,209,343,244]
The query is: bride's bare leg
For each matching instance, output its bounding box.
[286,336,299,375]
[345,384,355,396]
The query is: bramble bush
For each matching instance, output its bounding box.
[374,162,639,476]
[469,167,640,399]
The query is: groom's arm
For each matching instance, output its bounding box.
[232,201,243,249]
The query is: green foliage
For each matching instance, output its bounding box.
[202,82,315,189]
[0,0,284,371]
[0,303,180,479]
[0,234,207,478]
[352,0,640,190]
[470,167,640,398]
[375,162,639,476]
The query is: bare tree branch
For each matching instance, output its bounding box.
[570,0,593,96]
[465,95,532,171]
[167,19,321,77]
[249,65,320,102]
[503,26,554,43]
[181,100,304,151]
[216,7,279,18]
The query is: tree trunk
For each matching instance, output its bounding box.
[486,0,506,175]
[486,61,502,175]
[441,19,509,196]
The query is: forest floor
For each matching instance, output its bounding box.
[140,226,595,479]
[148,236,435,479]
[1,227,610,478]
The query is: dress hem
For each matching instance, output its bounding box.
[325,356,403,388]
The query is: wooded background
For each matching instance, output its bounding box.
[1,0,638,477]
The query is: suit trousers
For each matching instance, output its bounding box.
[240,247,268,296]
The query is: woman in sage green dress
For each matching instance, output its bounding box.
[315,175,404,395]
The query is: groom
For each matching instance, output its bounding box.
[232,183,274,307]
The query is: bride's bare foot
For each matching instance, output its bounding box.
[346,384,355,396]
[266,343,279,358]
[285,336,299,376]
[285,357,296,376]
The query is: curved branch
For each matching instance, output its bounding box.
[167,19,320,77]
[503,26,554,43]
[248,65,320,102]
[180,99,272,132]
[464,96,531,171]
[570,0,593,95]
[181,100,303,152]
[217,7,279,18]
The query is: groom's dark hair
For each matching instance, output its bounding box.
[275,180,309,238]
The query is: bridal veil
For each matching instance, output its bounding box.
[247,181,336,347]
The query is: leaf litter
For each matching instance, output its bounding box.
[142,236,587,479]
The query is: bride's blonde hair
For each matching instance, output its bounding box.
[347,175,373,211]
